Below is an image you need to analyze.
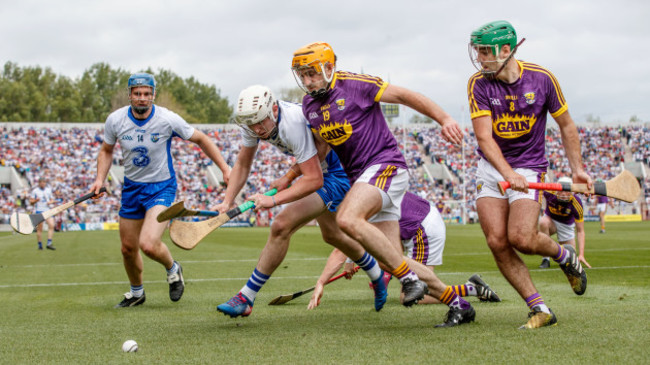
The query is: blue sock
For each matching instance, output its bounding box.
[46,239,52,247]
[240,268,270,303]
[354,252,382,282]
[38,242,42,249]
[130,285,144,298]
[166,261,179,275]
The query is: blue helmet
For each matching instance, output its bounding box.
[127,73,156,92]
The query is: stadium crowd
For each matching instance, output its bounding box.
[1,123,648,226]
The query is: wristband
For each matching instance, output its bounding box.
[285,167,299,182]
[271,196,277,207]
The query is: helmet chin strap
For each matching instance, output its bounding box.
[267,126,279,140]
[309,65,335,98]
[309,88,329,98]
[482,38,526,81]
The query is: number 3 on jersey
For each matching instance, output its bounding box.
[132,146,150,167]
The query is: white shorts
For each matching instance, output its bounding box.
[476,158,545,204]
[553,220,576,242]
[354,164,408,223]
[402,203,445,266]
[597,203,607,213]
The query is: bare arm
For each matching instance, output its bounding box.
[273,133,330,191]
[381,84,463,145]
[317,249,348,285]
[249,154,324,210]
[554,111,592,189]
[312,131,331,163]
[188,129,231,185]
[89,142,115,196]
[216,145,257,212]
[472,115,529,192]
[307,248,348,310]
[575,220,590,268]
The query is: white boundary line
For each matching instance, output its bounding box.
[1,265,648,289]
[6,247,650,268]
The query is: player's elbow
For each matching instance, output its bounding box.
[303,173,324,191]
[475,133,494,147]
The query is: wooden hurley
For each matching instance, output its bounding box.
[157,201,219,222]
[498,170,640,203]
[267,267,360,305]
[10,187,107,235]
[169,189,277,250]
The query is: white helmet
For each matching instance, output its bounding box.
[235,85,276,126]
[556,177,573,201]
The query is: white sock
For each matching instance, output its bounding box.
[166,261,179,275]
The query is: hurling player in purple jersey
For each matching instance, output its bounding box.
[292,42,476,327]
[538,177,590,269]
[467,21,593,329]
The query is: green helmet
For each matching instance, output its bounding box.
[470,20,517,56]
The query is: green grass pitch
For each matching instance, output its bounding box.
[0,221,648,363]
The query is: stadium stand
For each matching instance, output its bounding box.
[1,122,648,228]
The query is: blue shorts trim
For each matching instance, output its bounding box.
[120,177,177,219]
[317,172,350,212]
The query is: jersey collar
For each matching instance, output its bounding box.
[128,105,156,127]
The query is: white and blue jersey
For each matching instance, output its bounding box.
[239,100,349,211]
[32,186,54,213]
[104,105,195,219]
[240,100,317,164]
[104,105,195,183]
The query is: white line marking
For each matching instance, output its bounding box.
[6,247,649,268]
[0,265,647,289]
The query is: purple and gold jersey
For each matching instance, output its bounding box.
[543,191,583,225]
[302,71,407,183]
[467,61,568,172]
[435,202,445,213]
[399,192,432,241]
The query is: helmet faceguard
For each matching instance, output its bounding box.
[128,73,156,115]
[291,42,336,98]
[234,85,278,139]
[468,21,522,80]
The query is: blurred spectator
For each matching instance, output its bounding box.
[1,123,648,225]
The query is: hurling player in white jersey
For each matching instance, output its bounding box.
[31,177,56,250]
[89,73,231,308]
[215,85,388,318]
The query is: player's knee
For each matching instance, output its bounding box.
[120,243,139,258]
[320,229,351,248]
[319,230,337,245]
[507,230,536,254]
[269,215,294,239]
[139,244,157,258]
[335,214,358,238]
[138,237,160,257]
[485,235,508,253]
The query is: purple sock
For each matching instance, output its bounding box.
[552,244,566,263]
